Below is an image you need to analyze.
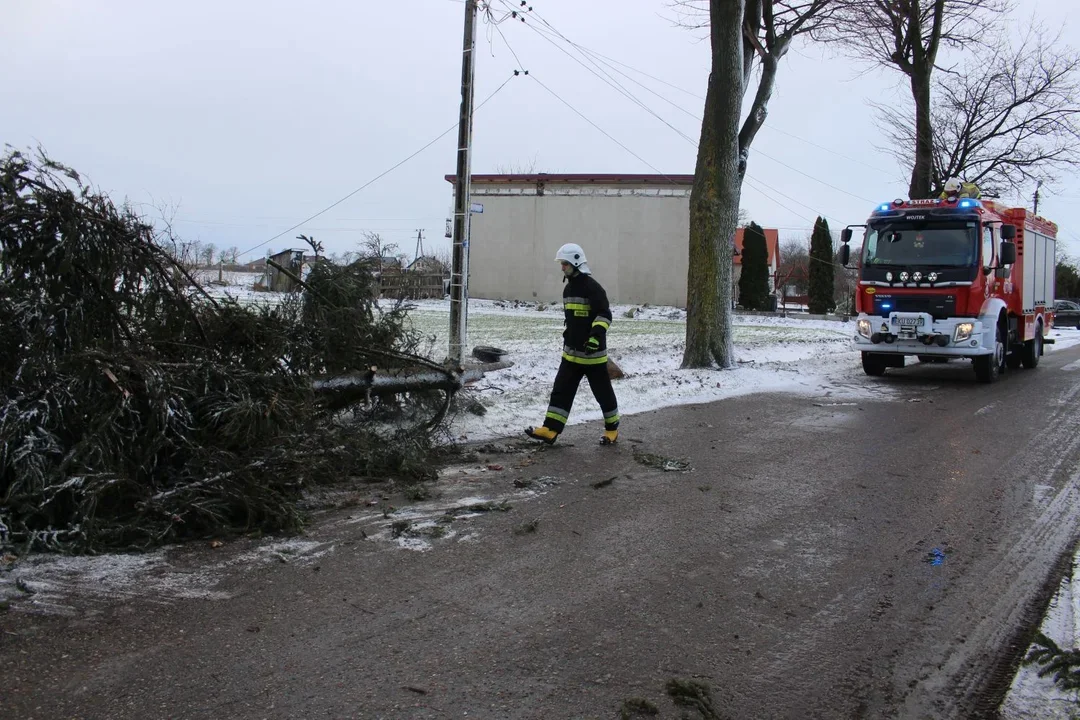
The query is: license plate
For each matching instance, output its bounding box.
[898,316,924,327]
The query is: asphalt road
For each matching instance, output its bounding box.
[4,347,1080,719]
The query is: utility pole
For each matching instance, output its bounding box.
[448,0,478,365]
[1033,180,1043,215]
[413,229,425,264]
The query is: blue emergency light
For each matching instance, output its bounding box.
[877,203,891,212]
[957,198,979,209]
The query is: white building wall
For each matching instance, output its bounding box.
[467,189,691,306]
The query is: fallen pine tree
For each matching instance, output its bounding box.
[0,149,459,553]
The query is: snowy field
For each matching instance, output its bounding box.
[405,298,872,441]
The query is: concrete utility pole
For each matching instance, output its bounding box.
[1033,180,1042,215]
[448,0,478,365]
[413,229,425,264]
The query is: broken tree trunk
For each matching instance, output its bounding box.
[312,361,513,409]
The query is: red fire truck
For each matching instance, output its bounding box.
[841,194,1058,383]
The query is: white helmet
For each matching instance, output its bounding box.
[554,243,591,275]
[943,177,962,194]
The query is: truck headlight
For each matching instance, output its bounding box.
[954,322,975,343]
[857,319,872,339]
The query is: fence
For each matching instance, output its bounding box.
[379,273,447,300]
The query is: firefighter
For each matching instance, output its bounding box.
[525,243,620,446]
[941,177,982,200]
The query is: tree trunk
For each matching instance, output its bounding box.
[683,0,745,369]
[738,55,779,173]
[908,69,935,199]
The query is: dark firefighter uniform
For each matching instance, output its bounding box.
[541,272,620,434]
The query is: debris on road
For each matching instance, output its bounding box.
[633,448,692,473]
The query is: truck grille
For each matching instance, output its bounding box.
[873,293,957,319]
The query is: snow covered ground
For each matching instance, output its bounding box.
[405,298,1080,444]
[405,298,874,441]
[1000,553,1080,719]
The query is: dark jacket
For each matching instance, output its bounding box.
[561,272,612,364]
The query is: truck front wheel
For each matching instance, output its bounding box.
[974,321,1005,383]
[1021,323,1042,369]
[862,352,888,377]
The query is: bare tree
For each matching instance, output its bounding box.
[200,242,216,268]
[359,231,399,260]
[329,250,362,266]
[297,233,324,258]
[825,0,1010,199]
[672,0,841,367]
[428,247,453,275]
[359,231,401,274]
[495,153,542,174]
[670,0,842,176]
[873,24,1080,198]
[833,244,860,314]
[777,239,810,297]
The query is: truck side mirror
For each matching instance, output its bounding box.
[839,244,851,266]
[1000,224,1016,240]
[841,228,853,244]
[999,241,1016,265]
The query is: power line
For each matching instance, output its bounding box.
[742,175,817,225]
[744,173,845,226]
[502,2,896,185]
[502,1,699,146]
[520,10,702,123]
[235,72,519,260]
[752,148,877,204]
[482,3,527,71]
[563,43,705,101]
[529,74,675,179]
[529,14,873,204]
[758,123,896,176]
[529,68,848,226]
[493,2,860,224]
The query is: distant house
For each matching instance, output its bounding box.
[406,255,448,275]
[732,227,781,306]
[379,255,402,270]
[236,258,267,272]
[266,249,306,292]
[445,173,779,307]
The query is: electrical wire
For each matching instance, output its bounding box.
[488,15,858,266]
[493,2,862,223]
[529,74,677,180]
[751,148,877,204]
[503,1,894,190]
[523,18,887,198]
[236,72,518,260]
[531,68,846,228]
[501,1,699,146]
[520,8,702,122]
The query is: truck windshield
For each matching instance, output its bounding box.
[863,221,978,267]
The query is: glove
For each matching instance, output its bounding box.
[585,336,600,352]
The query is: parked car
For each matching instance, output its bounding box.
[1053,299,1080,329]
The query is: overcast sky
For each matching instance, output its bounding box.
[3,0,1078,263]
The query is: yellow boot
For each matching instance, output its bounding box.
[600,428,618,445]
[525,426,559,445]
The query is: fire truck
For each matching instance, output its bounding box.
[841,193,1059,383]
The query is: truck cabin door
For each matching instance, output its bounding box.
[982,223,995,297]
